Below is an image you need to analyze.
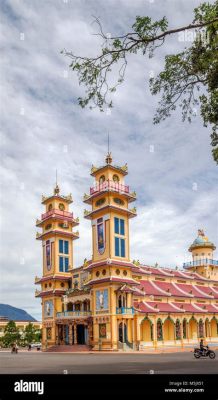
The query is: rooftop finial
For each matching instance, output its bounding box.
[105,132,112,164]
[54,169,60,195]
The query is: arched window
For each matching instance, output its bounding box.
[99,175,105,185]
[113,174,119,183]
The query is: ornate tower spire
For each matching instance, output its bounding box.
[105,151,112,165]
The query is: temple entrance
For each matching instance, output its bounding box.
[141,319,152,341]
[77,324,85,344]
[118,322,127,343]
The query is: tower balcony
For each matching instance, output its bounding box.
[116,307,134,315]
[183,259,218,269]
[90,180,129,195]
[36,209,79,227]
[83,180,136,204]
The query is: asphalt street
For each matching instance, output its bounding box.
[0,351,217,374]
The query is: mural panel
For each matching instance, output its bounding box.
[96,289,108,311]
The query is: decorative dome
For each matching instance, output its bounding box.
[188,229,216,252]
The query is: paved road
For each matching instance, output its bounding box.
[0,351,217,374]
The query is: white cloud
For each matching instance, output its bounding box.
[0,0,217,321]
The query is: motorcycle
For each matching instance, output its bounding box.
[11,346,18,354]
[194,345,215,359]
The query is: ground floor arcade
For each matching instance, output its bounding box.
[44,314,218,350]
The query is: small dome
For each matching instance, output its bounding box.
[188,229,216,252]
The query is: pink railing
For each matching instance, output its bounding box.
[41,209,74,220]
[90,180,129,195]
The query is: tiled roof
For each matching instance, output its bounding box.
[195,303,218,313]
[139,280,168,296]
[211,287,218,299]
[153,281,189,297]
[175,283,212,298]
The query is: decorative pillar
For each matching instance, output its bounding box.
[69,324,73,345]
[74,323,77,344]
[180,320,184,348]
[153,318,157,349]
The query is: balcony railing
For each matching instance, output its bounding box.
[183,259,218,268]
[116,307,134,315]
[41,209,74,220]
[56,311,91,318]
[90,180,129,196]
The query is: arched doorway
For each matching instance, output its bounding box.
[211,318,218,337]
[141,318,152,342]
[189,317,198,339]
[77,324,85,344]
[118,322,127,343]
[163,318,175,341]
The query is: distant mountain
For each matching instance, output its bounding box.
[0,304,36,322]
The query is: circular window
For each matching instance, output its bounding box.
[48,204,52,211]
[99,175,105,185]
[102,269,106,276]
[123,270,127,276]
[59,203,65,211]
[61,282,65,288]
[116,269,120,275]
[113,197,124,205]
[96,271,100,277]
[113,174,119,182]
[45,223,52,230]
[96,198,105,207]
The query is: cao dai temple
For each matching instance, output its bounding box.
[35,153,218,351]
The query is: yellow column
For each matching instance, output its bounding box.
[180,320,184,348]
[153,318,157,349]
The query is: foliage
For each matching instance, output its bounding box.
[62,1,218,163]
[0,321,42,348]
[2,321,20,347]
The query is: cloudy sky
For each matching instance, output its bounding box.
[0,0,217,320]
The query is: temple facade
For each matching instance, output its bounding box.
[35,154,218,351]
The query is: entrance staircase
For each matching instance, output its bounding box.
[45,344,92,352]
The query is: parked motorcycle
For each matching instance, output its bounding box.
[194,346,215,359]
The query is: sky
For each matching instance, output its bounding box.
[0,0,217,321]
